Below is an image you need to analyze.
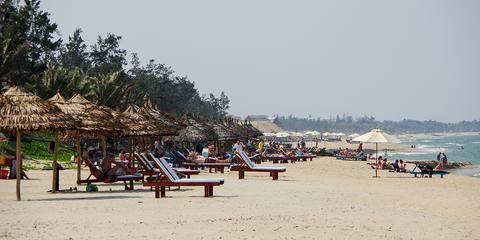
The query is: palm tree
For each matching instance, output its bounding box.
[87,71,131,108]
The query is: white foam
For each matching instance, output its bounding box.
[391,152,430,156]
[445,142,462,146]
[472,142,480,144]
[415,145,446,153]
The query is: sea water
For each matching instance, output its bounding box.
[390,134,480,177]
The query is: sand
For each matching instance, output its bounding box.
[1,157,479,240]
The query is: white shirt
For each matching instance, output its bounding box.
[233,143,244,153]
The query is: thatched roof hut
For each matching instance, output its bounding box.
[164,114,217,143]
[49,93,123,134]
[0,86,75,200]
[222,118,251,140]
[243,121,263,138]
[142,97,183,136]
[208,121,239,141]
[1,87,74,131]
[115,104,173,136]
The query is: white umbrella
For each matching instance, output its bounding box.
[349,133,360,138]
[353,128,400,177]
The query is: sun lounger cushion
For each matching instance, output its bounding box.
[174,178,224,184]
[251,166,286,171]
[116,174,143,180]
[238,151,257,168]
[148,155,178,182]
[238,151,285,171]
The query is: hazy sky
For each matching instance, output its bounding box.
[41,0,480,122]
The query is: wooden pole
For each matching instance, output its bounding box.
[129,137,134,168]
[52,130,59,193]
[375,142,378,178]
[76,135,81,184]
[101,135,107,162]
[15,129,21,201]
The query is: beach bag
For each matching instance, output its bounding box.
[86,184,98,192]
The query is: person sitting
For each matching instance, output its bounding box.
[342,148,349,157]
[399,160,407,172]
[392,160,400,172]
[376,156,383,169]
[381,158,390,169]
[101,155,130,182]
[118,150,127,161]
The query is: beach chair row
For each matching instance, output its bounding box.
[78,151,287,198]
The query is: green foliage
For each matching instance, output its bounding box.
[275,115,480,134]
[1,0,230,120]
[2,140,74,162]
[0,0,61,86]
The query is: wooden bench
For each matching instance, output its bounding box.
[182,162,229,173]
[135,153,199,179]
[231,151,286,180]
[144,153,224,198]
[411,171,449,178]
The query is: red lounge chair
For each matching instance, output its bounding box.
[261,155,298,164]
[231,151,286,180]
[143,153,224,198]
[135,153,199,179]
[77,158,143,190]
[176,151,230,173]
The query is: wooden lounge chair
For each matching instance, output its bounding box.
[410,164,449,178]
[175,151,230,173]
[135,153,199,179]
[231,151,286,180]
[261,155,297,164]
[296,154,316,161]
[143,153,224,198]
[77,158,143,190]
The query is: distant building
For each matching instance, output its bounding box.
[245,115,283,133]
[245,115,270,121]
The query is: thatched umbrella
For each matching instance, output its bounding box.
[115,104,168,137]
[114,104,177,163]
[225,120,251,140]
[209,121,239,141]
[0,86,74,200]
[243,121,263,138]
[143,97,184,136]
[49,93,124,183]
[164,114,217,144]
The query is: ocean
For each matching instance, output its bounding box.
[389,134,480,177]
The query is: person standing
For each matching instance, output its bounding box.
[357,143,363,153]
[436,152,443,170]
[442,152,448,166]
[300,137,306,148]
[258,140,265,153]
[233,140,245,153]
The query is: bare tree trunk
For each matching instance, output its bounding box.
[76,135,81,184]
[16,129,21,201]
[52,130,59,193]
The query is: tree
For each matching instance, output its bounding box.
[89,33,126,75]
[0,0,61,86]
[58,28,89,70]
[87,71,131,108]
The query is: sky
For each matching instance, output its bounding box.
[41,0,480,123]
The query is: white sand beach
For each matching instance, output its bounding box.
[1,157,479,240]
